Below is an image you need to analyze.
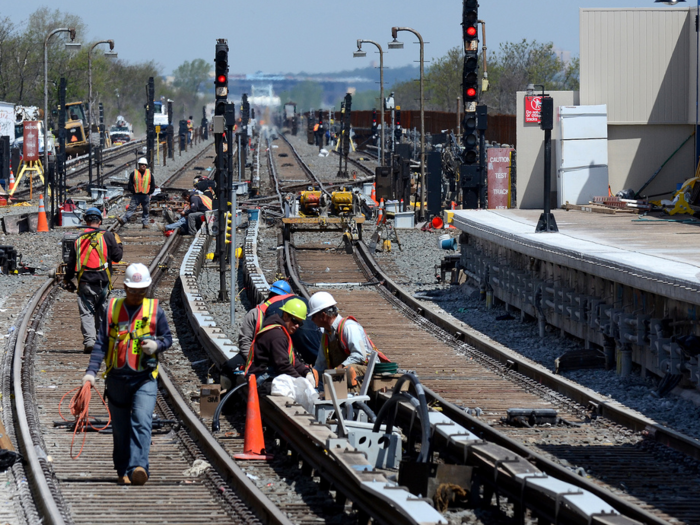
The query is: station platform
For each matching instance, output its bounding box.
[452,209,700,306]
[451,209,700,388]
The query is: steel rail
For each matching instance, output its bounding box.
[276,132,330,196]
[12,277,65,525]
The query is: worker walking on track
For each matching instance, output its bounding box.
[81,263,173,486]
[63,207,123,354]
[309,291,390,392]
[244,298,317,394]
[119,158,155,229]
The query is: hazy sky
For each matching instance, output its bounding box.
[5,1,685,75]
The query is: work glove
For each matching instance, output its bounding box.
[141,339,158,355]
[305,368,319,388]
[82,374,95,388]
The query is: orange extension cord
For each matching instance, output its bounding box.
[58,382,111,459]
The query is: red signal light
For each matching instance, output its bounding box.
[466,26,477,37]
[466,87,477,98]
[217,75,227,84]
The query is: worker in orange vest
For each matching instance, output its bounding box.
[118,158,155,229]
[63,207,123,354]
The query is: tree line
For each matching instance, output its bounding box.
[0,8,212,135]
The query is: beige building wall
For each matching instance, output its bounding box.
[514,8,698,208]
[515,91,579,209]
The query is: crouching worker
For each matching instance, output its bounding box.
[309,291,390,393]
[81,263,172,486]
[244,298,317,395]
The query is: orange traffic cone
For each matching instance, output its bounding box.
[370,183,377,204]
[376,198,384,225]
[37,194,49,232]
[234,375,272,460]
[8,170,15,193]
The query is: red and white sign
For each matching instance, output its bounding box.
[525,96,542,123]
[487,148,514,209]
[23,121,40,162]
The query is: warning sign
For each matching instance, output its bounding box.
[487,148,513,209]
[525,96,542,123]
[23,121,40,162]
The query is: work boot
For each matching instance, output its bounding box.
[142,223,149,229]
[83,345,93,355]
[131,466,148,485]
[117,475,131,485]
[156,223,165,232]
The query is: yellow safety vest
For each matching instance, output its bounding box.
[104,297,159,379]
[134,169,151,194]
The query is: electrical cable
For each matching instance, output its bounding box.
[58,382,111,459]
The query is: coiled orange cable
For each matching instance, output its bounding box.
[58,382,111,459]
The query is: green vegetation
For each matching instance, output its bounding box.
[389,40,579,115]
[0,8,210,134]
[278,81,324,113]
[334,90,380,111]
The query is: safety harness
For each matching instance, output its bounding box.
[253,294,293,334]
[104,297,159,379]
[322,316,391,368]
[244,323,294,375]
[75,228,112,289]
[134,169,151,194]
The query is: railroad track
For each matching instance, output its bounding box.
[11,139,146,201]
[280,233,700,524]
[10,142,295,525]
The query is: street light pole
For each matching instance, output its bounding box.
[354,40,385,166]
[88,40,116,187]
[44,27,79,210]
[391,26,426,221]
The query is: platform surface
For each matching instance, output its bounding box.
[452,209,700,304]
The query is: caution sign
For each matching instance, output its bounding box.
[525,96,542,123]
[23,121,40,161]
[155,125,161,133]
[487,148,514,209]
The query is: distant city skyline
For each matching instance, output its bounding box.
[4,1,682,76]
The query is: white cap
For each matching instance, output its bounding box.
[124,263,152,289]
[138,157,148,165]
[308,291,337,317]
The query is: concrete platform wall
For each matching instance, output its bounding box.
[459,234,700,391]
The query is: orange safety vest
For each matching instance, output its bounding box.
[199,194,213,210]
[322,316,391,367]
[253,294,293,334]
[313,124,319,132]
[74,228,111,287]
[134,169,151,194]
[104,297,159,378]
[244,323,294,375]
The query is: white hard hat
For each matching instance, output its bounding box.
[124,263,152,289]
[138,157,148,165]
[308,291,337,317]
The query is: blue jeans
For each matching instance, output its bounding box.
[166,217,186,231]
[106,374,157,477]
[121,194,150,225]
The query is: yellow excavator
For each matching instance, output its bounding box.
[63,102,89,157]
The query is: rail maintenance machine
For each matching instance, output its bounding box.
[282,186,366,254]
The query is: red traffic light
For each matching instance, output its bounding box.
[217,75,227,84]
[466,87,477,98]
[466,26,477,37]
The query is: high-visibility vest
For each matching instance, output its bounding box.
[313,124,319,132]
[134,169,151,194]
[199,195,213,210]
[321,316,391,368]
[253,294,293,334]
[104,298,159,378]
[74,228,111,288]
[244,323,294,375]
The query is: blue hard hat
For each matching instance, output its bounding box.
[270,280,292,296]
[84,207,103,220]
